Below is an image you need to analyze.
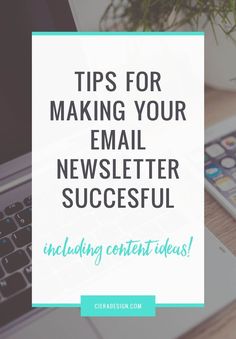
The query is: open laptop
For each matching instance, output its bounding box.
[0,1,236,338]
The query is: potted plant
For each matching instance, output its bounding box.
[100,0,236,91]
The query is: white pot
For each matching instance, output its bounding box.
[200,14,236,91]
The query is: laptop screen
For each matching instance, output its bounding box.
[0,0,75,165]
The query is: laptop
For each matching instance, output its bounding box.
[0,1,235,338]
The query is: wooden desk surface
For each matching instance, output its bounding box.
[181,89,236,339]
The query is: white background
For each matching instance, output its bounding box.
[32,35,204,304]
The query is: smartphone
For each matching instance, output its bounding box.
[205,116,236,220]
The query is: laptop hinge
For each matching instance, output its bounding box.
[0,173,31,195]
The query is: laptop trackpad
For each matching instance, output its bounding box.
[5,309,99,339]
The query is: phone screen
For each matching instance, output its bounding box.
[205,131,236,209]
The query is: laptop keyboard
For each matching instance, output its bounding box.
[0,196,31,303]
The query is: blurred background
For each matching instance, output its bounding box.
[1,1,236,339]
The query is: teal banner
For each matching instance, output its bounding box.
[81,295,156,317]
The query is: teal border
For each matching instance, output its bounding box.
[157,303,204,308]
[32,304,81,308]
[32,31,204,36]
[32,303,204,308]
